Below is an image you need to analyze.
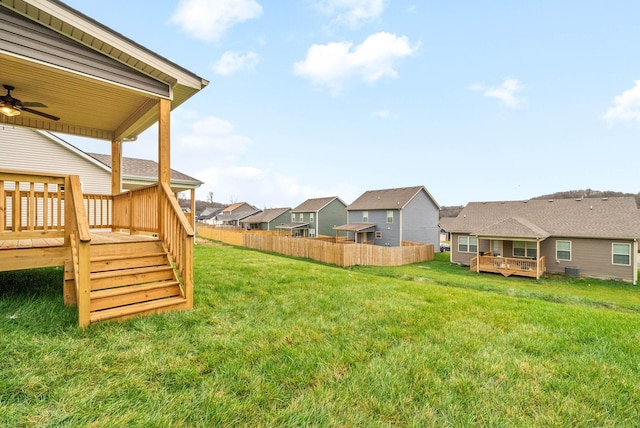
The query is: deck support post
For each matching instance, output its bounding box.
[158,98,171,241]
[111,140,122,196]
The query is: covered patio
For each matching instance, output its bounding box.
[332,223,377,244]
[0,1,207,326]
[464,216,548,279]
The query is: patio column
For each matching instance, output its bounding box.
[536,239,541,279]
[158,98,171,185]
[157,98,171,240]
[111,140,122,195]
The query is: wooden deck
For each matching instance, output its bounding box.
[0,231,158,250]
[0,232,159,272]
[470,255,546,279]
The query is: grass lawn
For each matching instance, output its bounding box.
[1,241,639,426]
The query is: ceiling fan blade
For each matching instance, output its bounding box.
[21,107,60,121]
[22,101,48,108]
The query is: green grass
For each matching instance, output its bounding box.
[1,242,640,426]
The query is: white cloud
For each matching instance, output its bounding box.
[178,115,251,155]
[170,0,262,42]
[373,109,390,118]
[213,51,260,75]
[471,78,524,109]
[293,32,418,94]
[602,81,640,124]
[315,0,388,28]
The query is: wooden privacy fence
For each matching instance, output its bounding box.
[197,225,434,267]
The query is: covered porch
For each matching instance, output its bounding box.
[0,1,207,326]
[332,223,377,244]
[469,226,549,279]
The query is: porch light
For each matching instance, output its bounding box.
[0,104,20,117]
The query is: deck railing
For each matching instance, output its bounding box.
[0,169,66,237]
[112,184,158,233]
[65,174,92,327]
[471,254,546,279]
[159,182,194,307]
[0,169,116,234]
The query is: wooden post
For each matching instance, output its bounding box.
[536,239,541,279]
[111,140,122,196]
[158,98,171,240]
[190,188,196,228]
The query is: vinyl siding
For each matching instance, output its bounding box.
[316,199,347,237]
[0,126,111,194]
[540,237,637,282]
[402,190,439,246]
[348,209,400,246]
[0,7,169,97]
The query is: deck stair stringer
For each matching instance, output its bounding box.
[86,239,188,323]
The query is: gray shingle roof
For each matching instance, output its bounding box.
[347,186,438,210]
[449,197,640,239]
[292,196,344,213]
[88,153,202,184]
[241,208,290,223]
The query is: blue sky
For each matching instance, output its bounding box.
[62,0,640,208]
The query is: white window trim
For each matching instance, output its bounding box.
[612,242,631,266]
[386,210,394,224]
[556,240,572,261]
[458,235,477,253]
[513,241,537,258]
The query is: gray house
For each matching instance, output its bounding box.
[240,208,291,231]
[277,196,347,237]
[336,186,440,247]
[214,202,261,227]
[447,197,640,283]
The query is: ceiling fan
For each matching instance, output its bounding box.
[0,84,60,121]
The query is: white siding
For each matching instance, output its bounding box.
[0,126,111,194]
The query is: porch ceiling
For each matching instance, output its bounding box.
[0,0,207,142]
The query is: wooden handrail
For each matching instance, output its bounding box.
[68,176,91,242]
[64,175,92,327]
[160,182,194,236]
[158,182,193,308]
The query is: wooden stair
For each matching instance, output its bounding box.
[86,239,188,323]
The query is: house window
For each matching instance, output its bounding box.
[386,211,394,224]
[556,240,571,261]
[291,213,296,222]
[375,231,382,239]
[514,241,537,258]
[310,213,314,223]
[458,236,477,253]
[362,211,368,222]
[612,243,631,266]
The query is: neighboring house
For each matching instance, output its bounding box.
[240,208,291,231]
[88,153,203,194]
[196,207,223,225]
[214,202,260,227]
[277,196,347,237]
[447,197,640,283]
[335,186,440,247]
[0,127,203,195]
[438,216,456,243]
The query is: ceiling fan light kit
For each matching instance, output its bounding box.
[0,104,21,117]
[0,84,60,121]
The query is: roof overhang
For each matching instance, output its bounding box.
[0,0,208,142]
[276,222,309,230]
[333,223,377,232]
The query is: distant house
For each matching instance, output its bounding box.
[240,208,291,231]
[213,202,260,227]
[335,186,440,247]
[277,196,347,237]
[196,207,223,225]
[0,126,203,195]
[447,197,640,283]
